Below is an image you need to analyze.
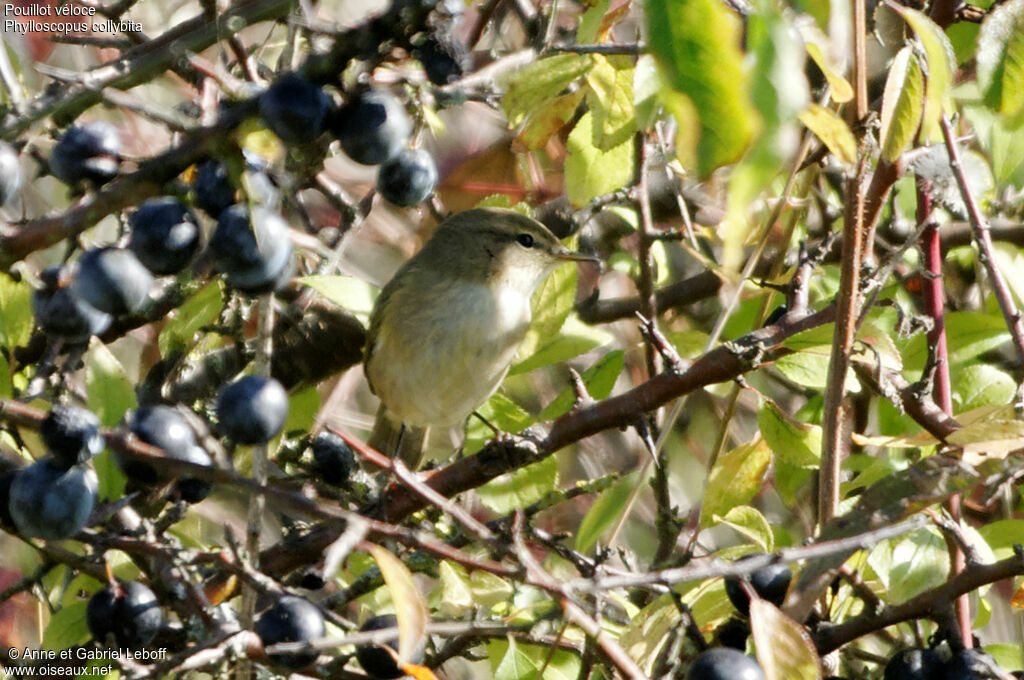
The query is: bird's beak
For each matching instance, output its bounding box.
[554,246,601,263]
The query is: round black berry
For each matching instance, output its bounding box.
[259,74,330,144]
[256,595,325,669]
[376,148,438,207]
[87,581,163,648]
[71,247,153,315]
[884,648,944,680]
[333,90,412,166]
[41,404,104,468]
[217,376,289,444]
[121,405,198,484]
[128,197,202,275]
[32,265,112,342]
[173,445,214,503]
[713,617,750,651]
[209,204,293,293]
[0,469,18,531]
[194,160,235,218]
[724,558,792,615]
[414,32,468,86]
[8,458,98,540]
[942,648,1005,680]
[49,121,121,186]
[0,140,24,206]
[686,648,765,680]
[310,431,355,486]
[355,614,425,680]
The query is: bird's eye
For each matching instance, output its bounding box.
[516,233,535,248]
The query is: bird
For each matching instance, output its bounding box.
[364,207,597,468]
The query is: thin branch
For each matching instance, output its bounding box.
[940,115,1024,364]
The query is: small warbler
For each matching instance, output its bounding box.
[364,207,597,467]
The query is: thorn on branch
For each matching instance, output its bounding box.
[567,367,594,410]
[635,312,686,374]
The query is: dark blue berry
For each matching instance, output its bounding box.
[121,405,197,484]
[71,247,153,315]
[49,122,121,186]
[209,204,293,293]
[32,266,112,342]
[194,160,235,218]
[356,614,425,679]
[256,595,325,669]
[333,90,412,166]
[310,431,355,486]
[725,559,792,615]
[376,148,438,207]
[87,581,163,648]
[885,648,944,680]
[8,458,98,540]
[686,648,765,680]
[128,197,202,275]
[41,404,104,468]
[259,74,330,144]
[217,376,289,444]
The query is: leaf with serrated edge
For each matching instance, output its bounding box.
[702,438,771,524]
[879,47,924,163]
[750,598,822,680]
[892,7,955,140]
[367,545,428,666]
[714,505,775,551]
[758,400,822,469]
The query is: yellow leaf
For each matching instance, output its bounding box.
[367,545,429,665]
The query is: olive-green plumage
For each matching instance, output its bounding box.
[364,207,595,467]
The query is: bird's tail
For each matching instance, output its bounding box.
[366,405,428,470]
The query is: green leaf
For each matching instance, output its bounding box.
[85,341,137,427]
[298,274,377,320]
[477,455,558,515]
[575,472,635,553]
[646,0,759,176]
[502,55,593,128]
[517,260,577,362]
[870,528,949,604]
[901,311,1011,372]
[799,104,856,166]
[880,47,924,163]
[585,55,637,150]
[564,112,635,206]
[431,561,473,618]
[470,570,515,609]
[953,364,1016,412]
[701,438,771,525]
[42,602,91,651]
[538,350,624,421]
[750,599,822,680]
[464,392,535,455]
[0,275,33,351]
[94,450,126,503]
[158,281,224,355]
[488,638,582,680]
[0,353,12,399]
[283,385,320,434]
[758,400,822,469]
[713,505,775,551]
[978,519,1024,559]
[512,315,614,375]
[894,7,955,140]
[978,0,1024,126]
